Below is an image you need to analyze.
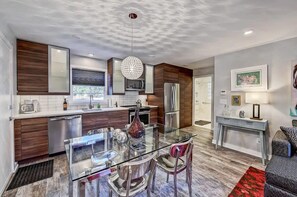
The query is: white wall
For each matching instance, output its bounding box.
[0,22,16,194]
[214,37,297,157]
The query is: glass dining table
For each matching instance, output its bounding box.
[64,123,196,197]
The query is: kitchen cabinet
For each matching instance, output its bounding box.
[82,110,129,135]
[107,58,125,95]
[14,118,49,161]
[147,63,193,128]
[17,39,70,95]
[17,40,48,94]
[48,46,70,93]
[144,64,154,94]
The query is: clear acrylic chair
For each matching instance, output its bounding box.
[155,138,194,197]
[108,152,157,197]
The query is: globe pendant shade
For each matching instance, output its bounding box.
[121,56,143,79]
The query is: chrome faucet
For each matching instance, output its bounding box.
[89,95,94,109]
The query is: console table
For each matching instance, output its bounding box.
[216,115,268,165]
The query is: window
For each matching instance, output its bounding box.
[72,68,105,100]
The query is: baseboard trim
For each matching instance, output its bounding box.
[212,139,271,159]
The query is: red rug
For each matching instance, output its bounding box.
[228,166,265,197]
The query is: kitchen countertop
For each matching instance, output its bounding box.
[13,105,158,120]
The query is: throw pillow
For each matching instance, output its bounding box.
[280,126,297,151]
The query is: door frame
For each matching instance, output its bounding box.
[0,31,14,172]
[192,74,214,130]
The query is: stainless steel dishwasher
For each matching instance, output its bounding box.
[48,115,82,154]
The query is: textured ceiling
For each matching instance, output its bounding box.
[1,0,297,66]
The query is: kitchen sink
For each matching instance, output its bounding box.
[82,108,103,112]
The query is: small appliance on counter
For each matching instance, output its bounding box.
[19,99,40,114]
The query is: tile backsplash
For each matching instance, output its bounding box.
[15,91,147,114]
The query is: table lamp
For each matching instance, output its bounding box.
[245,92,268,120]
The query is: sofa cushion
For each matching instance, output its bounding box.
[280,126,297,151]
[266,155,297,194]
[264,183,297,197]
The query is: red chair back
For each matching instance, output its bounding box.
[169,138,193,158]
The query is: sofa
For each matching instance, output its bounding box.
[264,130,297,197]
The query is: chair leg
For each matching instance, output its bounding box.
[166,173,169,183]
[152,168,156,192]
[187,165,192,197]
[109,189,112,197]
[147,188,151,197]
[173,174,178,197]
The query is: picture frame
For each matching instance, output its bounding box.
[231,65,268,91]
[231,95,241,106]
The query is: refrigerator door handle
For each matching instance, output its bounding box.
[173,85,176,110]
[171,86,174,111]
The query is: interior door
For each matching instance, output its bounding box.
[0,33,13,193]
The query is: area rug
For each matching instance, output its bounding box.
[7,160,54,190]
[228,166,265,197]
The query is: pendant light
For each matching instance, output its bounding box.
[121,13,143,80]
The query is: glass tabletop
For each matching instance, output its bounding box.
[64,123,196,181]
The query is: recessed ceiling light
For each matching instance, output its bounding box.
[149,55,155,57]
[57,50,61,53]
[88,53,94,57]
[244,30,253,36]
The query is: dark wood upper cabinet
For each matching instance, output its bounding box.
[147,63,193,128]
[17,40,48,94]
[17,39,70,95]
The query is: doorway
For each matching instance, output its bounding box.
[193,76,212,129]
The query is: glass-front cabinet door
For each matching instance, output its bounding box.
[107,58,125,95]
[48,46,70,93]
[145,64,154,94]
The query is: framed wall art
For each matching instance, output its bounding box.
[231,95,241,106]
[231,65,268,91]
[290,60,297,117]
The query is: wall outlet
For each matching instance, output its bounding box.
[256,138,261,144]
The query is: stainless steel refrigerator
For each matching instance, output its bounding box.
[164,83,180,128]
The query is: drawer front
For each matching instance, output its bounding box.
[239,121,266,131]
[217,116,266,131]
[216,117,239,127]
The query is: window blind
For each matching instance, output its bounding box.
[72,69,105,86]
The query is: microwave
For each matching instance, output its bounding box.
[125,78,145,91]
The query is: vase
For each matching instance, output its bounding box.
[128,107,145,139]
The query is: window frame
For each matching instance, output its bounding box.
[70,65,107,103]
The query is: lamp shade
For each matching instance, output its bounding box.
[121,56,143,80]
[245,92,269,104]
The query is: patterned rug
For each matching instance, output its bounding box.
[228,166,265,197]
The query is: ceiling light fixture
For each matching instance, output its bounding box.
[57,50,61,53]
[244,30,253,36]
[121,13,143,80]
[88,53,94,57]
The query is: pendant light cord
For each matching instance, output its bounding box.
[131,16,134,55]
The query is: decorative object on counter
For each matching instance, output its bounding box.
[115,101,118,107]
[222,104,231,117]
[127,105,145,146]
[245,92,268,120]
[19,99,39,114]
[231,65,268,91]
[239,111,245,118]
[97,103,101,109]
[231,95,241,106]
[121,13,143,80]
[63,98,68,111]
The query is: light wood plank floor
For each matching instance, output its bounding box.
[3,126,264,197]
